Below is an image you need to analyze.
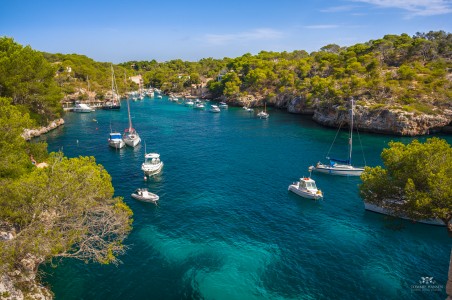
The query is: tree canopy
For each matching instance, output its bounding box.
[0,98,132,278]
[0,37,63,125]
[359,137,452,234]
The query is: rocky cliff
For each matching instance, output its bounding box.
[222,93,452,136]
[0,224,52,300]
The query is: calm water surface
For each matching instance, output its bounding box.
[40,96,452,299]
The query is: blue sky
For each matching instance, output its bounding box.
[1,0,451,63]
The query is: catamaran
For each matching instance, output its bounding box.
[310,98,364,176]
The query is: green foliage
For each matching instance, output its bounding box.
[360,138,452,234]
[0,97,132,274]
[0,38,63,125]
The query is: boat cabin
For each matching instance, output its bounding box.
[299,178,318,191]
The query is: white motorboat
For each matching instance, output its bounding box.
[194,103,205,110]
[131,188,159,203]
[73,102,94,113]
[288,176,323,200]
[310,98,364,176]
[209,105,220,113]
[108,132,125,149]
[364,202,444,226]
[185,100,194,106]
[141,152,163,177]
[219,102,228,109]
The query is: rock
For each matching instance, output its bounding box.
[22,118,65,140]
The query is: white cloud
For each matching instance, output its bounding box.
[204,28,284,45]
[351,0,452,16]
[304,25,340,29]
[320,5,357,12]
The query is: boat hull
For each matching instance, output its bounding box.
[288,184,322,200]
[313,164,364,176]
[109,140,125,149]
[131,193,159,203]
[124,136,141,147]
[142,162,163,176]
[364,202,445,226]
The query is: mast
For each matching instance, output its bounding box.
[349,98,354,166]
[124,72,133,132]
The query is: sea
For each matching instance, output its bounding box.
[39,96,452,300]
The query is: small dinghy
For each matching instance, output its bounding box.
[131,188,159,203]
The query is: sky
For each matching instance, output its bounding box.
[1,0,451,63]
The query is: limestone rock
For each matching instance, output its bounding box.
[22,118,65,140]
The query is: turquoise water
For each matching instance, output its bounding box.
[40,97,451,299]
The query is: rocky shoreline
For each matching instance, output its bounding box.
[22,118,65,141]
[221,94,452,136]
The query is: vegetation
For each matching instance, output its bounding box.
[119,31,451,116]
[0,98,133,272]
[359,138,452,234]
[0,38,63,125]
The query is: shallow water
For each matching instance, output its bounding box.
[40,96,452,299]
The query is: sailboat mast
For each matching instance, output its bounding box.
[349,98,354,165]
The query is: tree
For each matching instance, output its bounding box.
[0,153,133,271]
[359,138,452,234]
[0,37,63,125]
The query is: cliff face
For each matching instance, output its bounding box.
[312,104,452,136]
[0,224,52,300]
[238,93,452,136]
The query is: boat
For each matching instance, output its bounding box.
[194,102,205,110]
[108,132,125,149]
[131,188,159,203]
[219,102,228,109]
[288,176,323,200]
[257,103,269,119]
[102,65,121,110]
[364,202,445,226]
[73,102,94,113]
[141,152,163,177]
[185,100,194,106]
[310,98,364,176]
[123,99,141,147]
[209,105,220,113]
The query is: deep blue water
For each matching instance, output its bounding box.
[40,96,452,299]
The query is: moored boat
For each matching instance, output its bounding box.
[364,202,445,226]
[141,152,163,177]
[131,188,159,203]
[209,105,220,113]
[73,102,94,113]
[310,98,364,176]
[288,176,323,200]
[108,132,125,149]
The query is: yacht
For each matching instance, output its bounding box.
[141,153,163,177]
[288,177,323,200]
[209,105,220,113]
[194,102,205,110]
[73,102,94,113]
[219,102,228,109]
[257,103,269,119]
[185,100,194,107]
[108,132,125,149]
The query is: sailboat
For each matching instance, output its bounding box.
[123,95,141,147]
[103,65,121,110]
[257,102,269,119]
[310,98,364,176]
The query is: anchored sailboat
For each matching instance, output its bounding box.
[310,98,365,176]
[123,99,141,147]
[123,75,141,147]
